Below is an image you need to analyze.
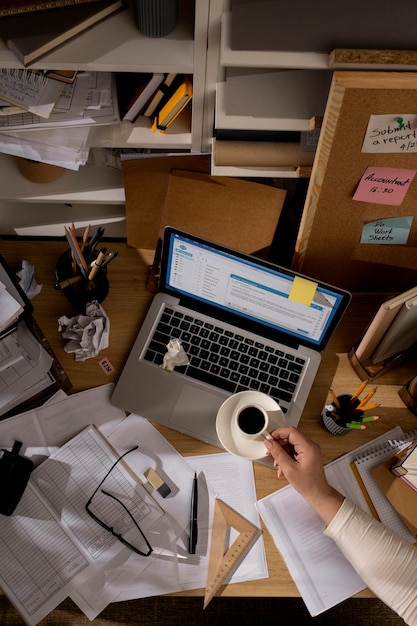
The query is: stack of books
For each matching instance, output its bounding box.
[349,284,417,379]
[115,72,193,131]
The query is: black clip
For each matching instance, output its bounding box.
[0,441,33,516]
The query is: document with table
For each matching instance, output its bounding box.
[0,384,267,625]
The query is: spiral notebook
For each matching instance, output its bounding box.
[351,428,417,542]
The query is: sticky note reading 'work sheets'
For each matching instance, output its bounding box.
[289,276,317,306]
[353,166,416,206]
[360,216,413,245]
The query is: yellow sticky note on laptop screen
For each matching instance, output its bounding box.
[289,276,317,306]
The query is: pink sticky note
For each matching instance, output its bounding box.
[353,166,416,206]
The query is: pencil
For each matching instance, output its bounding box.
[87,247,107,285]
[357,387,377,409]
[360,416,379,423]
[346,422,366,430]
[54,275,83,290]
[358,403,380,412]
[350,379,369,401]
[329,388,341,409]
[64,226,89,278]
[80,224,90,253]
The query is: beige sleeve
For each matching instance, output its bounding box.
[324,498,417,626]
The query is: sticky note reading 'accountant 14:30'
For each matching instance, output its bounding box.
[353,166,416,206]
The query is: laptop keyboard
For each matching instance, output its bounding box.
[143,307,307,413]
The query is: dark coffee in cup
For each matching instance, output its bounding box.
[237,406,266,435]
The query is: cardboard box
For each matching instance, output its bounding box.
[122,155,287,265]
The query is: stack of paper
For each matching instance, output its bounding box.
[0,279,23,334]
[0,322,55,416]
[0,72,119,170]
[0,388,267,625]
[0,252,30,336]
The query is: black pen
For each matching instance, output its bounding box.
[88,226,105,256]
[101,251,119,267]
[189,472,198,554]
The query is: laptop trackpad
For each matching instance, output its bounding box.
[169,384,225,444]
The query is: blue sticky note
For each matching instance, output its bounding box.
[360,216,413,244]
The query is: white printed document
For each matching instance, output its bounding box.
[0,425,165,625]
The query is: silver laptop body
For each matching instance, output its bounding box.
[111,227,351,447]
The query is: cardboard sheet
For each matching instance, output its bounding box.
[122,155,286,264]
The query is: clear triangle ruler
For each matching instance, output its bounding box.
[203,498,261,608]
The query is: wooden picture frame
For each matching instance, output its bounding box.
[293,71,417,293]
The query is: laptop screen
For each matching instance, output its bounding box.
[161,228,351,351]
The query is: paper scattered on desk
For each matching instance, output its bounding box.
[58,300,109,361]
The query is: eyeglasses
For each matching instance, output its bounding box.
[85,445,153,557]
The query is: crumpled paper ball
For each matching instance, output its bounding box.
[16,259,42,299]
[58,300,109,361]
[162,338,189,371]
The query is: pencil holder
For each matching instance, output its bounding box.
[321,394,363,436]
[55,248,109,310]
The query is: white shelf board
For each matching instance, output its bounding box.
[210,162,302,178]
[0,154,124,203]
[0,0,195,73]
[92,107,193,148]
[0,201,126,236]
[220,11,329,69]
[125,107,192,147]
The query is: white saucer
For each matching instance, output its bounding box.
[216,390,284,462]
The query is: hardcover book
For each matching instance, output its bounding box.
[0,0,97,17]
[152,75,192,132]
[142,72,181,118]
[116,72,164,122]
[0,0,124,66]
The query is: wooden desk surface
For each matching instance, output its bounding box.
[2,239,417,600]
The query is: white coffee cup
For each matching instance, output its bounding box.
[232,401,285,443]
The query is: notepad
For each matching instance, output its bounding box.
[0,68,64,118]
[352,429,417,541]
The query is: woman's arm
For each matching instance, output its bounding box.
[264,428,417,626]
[325,498,417,626]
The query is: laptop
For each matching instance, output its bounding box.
[111,227,351,447]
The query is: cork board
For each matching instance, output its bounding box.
[293,72,417,293]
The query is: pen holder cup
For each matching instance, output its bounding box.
[55,248,109,310]
[321,394,363,436]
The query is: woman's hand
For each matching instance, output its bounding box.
[264,427,344,524]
